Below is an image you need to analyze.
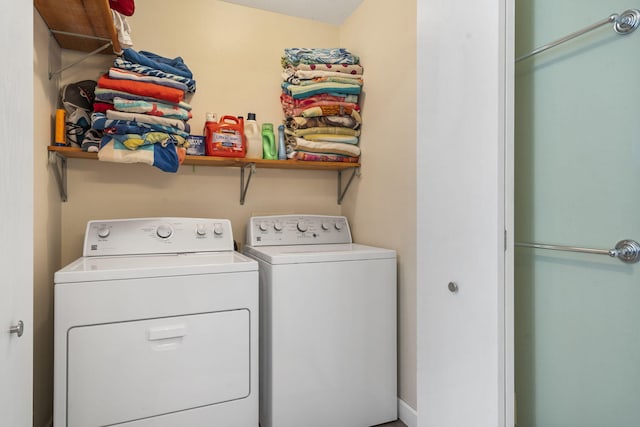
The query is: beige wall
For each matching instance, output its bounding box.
[59,0,344,264]
[34,0,417,424]
[33,9,63,427]
[341,0,417,410]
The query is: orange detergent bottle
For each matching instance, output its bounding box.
[205,115,246,157]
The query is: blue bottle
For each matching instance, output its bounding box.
[277,124,287,160]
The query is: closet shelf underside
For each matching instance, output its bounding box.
[35,0,121,54]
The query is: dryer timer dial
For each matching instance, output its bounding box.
[156,224,173,239]
[97,226,110,238]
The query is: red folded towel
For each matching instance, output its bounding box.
[109,0,135,16]
[97,74,184,105]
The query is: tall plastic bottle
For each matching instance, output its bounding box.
[237,115,246,157]
[203,112,217,140]
[203,112,217,156]
[262,123,277,160]
[277,124,287,160]
[244,113,262,159]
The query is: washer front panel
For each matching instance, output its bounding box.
[252,255,398,427]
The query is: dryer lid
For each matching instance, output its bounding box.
[55,251,257,283]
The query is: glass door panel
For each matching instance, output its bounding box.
[515,1,640,426]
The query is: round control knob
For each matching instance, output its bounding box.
[297,221,308,232]
[259,222,268,232]
[274,222,283,232]
[213,223,224,236]
[156,224,173,239]
[97,226,110,238]
[334,222,343,231]
[196,224,207,236]
[321,223,330,231]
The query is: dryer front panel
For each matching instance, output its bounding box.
[66,309,251,427]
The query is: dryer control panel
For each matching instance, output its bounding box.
[246,215,352,246]
[83,217,234,256]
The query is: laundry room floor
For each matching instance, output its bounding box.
[376,421,407,427]
[259,421,407,427]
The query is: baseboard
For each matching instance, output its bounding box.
[398,398,417,427]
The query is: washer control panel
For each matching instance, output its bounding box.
[246,215,352,246]
[83,217,234,256]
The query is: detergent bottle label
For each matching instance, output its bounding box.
[213,130,242,150]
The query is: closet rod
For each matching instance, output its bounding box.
[515,239,640,264]
[515,9,640,62]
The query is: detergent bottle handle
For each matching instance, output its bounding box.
[220,115,240,124]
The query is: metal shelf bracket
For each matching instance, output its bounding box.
[337,167,360,204]
[48,151,68,202]
[48,30,113,79]
[46,147,361,205]
[240,163,256,205]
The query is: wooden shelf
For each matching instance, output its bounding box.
[48,146,360,170]
[35,0,121,54]
[47,146,360,204]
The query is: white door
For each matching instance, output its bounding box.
[1,2,34,426]
[416,0,514,425]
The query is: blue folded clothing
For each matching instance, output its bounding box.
[98,137,180,173]
[122,48,193,79]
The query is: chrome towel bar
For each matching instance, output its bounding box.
[515,239,640,264]
[516,9,640,62]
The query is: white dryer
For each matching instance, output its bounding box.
[243,215,397,427]
[54,217,258,427]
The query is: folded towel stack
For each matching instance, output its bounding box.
[91,48,197,173]
[280,48,363,163]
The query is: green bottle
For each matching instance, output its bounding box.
[262,123,277,160]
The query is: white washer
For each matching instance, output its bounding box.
[54,217,258,427]
[243,215,397,427]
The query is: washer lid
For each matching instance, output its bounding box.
[243,243,396,265]
[55,251,257,284]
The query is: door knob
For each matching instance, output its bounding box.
[9,320,24,337]
[448,282,459,293]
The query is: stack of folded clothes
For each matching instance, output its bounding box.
[91,48,197,173]
[280,48,363,163]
